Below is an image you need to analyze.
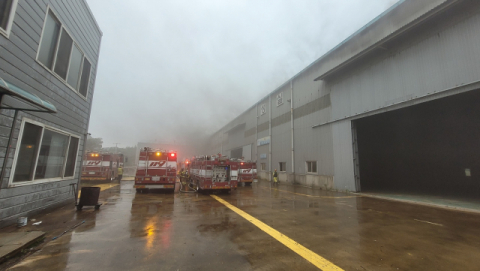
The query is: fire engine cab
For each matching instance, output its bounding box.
[81,152,123,181]
[187,154,238,192]
[134,148,177,192]
[237,160,257,185]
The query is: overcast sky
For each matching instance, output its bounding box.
[85,0,398,149]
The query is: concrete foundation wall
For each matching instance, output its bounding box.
[258,171,334,190]
[293,174,334,190]
[0,195,72,228]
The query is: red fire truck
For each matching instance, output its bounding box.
[81,152,124,181]
[238,160,257,185]
[134,148,177,192]
[187,154,238,192]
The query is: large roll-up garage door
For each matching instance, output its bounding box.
[354,89,480,199]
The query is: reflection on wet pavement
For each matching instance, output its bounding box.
[7,180,480,270]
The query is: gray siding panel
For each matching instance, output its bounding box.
[0,186,74,220]
[257,121,269,134]
[329,11,480,122]
[244,127,256,138]
[19,1,44,27]
[271,122,291,171]
[16,4,43,34]
[271,112,290,128]
[293,94,331,120]
[331,121,355,191]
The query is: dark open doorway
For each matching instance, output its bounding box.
[354,89,480,200]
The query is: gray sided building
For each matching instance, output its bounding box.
[0,0,102,227]
[205,0,480,200]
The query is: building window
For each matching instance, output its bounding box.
[53,29,73,79]
[11,119,80,184]
[276,92,283,106]
[67,45,83,89]
[279,162,286,172]
[306,161,317,173]
[38,12,61,70]
[78,58,91,97]
[0,0,18,37]
[64,137,79,177]
[37,9,91,98]
[261,163,266,171]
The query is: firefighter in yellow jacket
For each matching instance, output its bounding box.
[273,169,278,184]
[117,167,123,181]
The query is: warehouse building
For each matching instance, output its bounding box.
[205,0,480,203]
[0,0,102,226]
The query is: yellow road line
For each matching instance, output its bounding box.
[211,195,344,271]
[262,186,359,199]
[78,183,119,197]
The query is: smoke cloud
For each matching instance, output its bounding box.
[86,0,398,153]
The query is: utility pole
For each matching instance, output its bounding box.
[113,143,120,154]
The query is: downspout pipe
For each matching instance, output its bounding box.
[255,103,258,164]
[290,80,294,182]
[269,95,272,181]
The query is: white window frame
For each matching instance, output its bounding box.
[35,6,92,101]
[279,162,286,172]
[306,161,317,174]
[276,92,283,106]
[0,0,18,38]
[9,118,81,187]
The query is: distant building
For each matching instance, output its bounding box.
[0,0,102,227]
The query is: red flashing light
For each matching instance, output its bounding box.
[170,153,175,157]
[241,162,244,165]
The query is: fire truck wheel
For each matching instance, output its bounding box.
[245,182,252,186]
[136,189,145,193]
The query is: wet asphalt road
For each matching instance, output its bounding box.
[6,180,480,270]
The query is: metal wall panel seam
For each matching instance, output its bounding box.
[15,4,43,34]
[24,1,45,22]
[313,78,480,129]
[19,1,44,27]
